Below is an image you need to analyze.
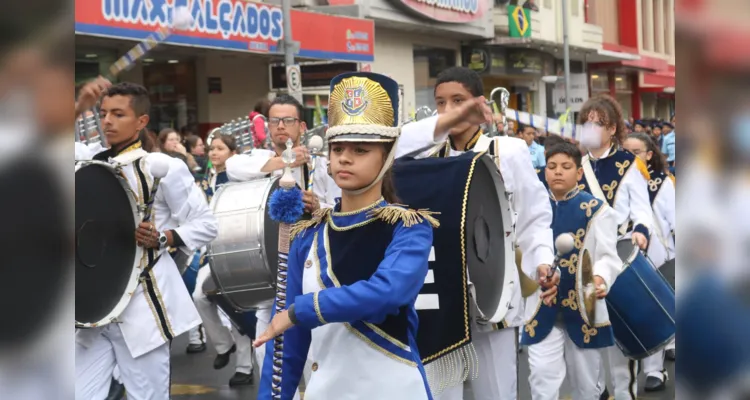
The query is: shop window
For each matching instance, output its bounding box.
[143,61,198,132]
[414,47,457,109]
[590,73,609,92]
[614,74,632,91]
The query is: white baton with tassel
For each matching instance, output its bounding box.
[306,135,324,192]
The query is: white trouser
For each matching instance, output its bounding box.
[527,324,602,400]
[188,325,206,345]
[435,327,518,400]
[666,337,675,351]
[255,306,272,372]
[76,324,169,400]
[598,346,639,399]
[642,351,666,380]
[193,266,253,375]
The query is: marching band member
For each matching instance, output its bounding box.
[75,82,218,399]
[576,94,653,400]
[225,94,341,376]
[254,72,438,399]
[396,66,554,400]
[623,133,676,392]
[191,134,255,386]
[523,141,622,400]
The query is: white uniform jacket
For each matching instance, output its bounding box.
[75,143,218,358]
[225,149,341,209]
[647,172,676,267]
[397,116,555,328]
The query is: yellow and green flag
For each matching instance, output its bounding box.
[508,5,531,38]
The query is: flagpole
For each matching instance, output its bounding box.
[562,0,571,111]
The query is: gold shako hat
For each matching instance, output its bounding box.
[326,72,400,143]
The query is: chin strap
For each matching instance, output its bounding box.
[342,136,401,196]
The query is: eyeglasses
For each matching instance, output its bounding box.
[269,117,299,126]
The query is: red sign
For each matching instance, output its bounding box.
[75,0,374,62]
[394,0,487,23]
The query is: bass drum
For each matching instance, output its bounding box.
[206,177,280,311]
[75,161,143,328]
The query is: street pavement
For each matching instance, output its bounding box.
[170,334,675,399]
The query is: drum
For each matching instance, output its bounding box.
[75,161,143,328]
[658,258,675,290]
[202,274,258,337]
[206,177,281,311]
[606,240,676,359]
[393,151,515,364]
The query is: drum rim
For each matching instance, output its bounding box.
[75,160,145,328]
[206,176,280,311]
[473,156,516,324]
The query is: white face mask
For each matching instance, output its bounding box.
[580,122,603,149]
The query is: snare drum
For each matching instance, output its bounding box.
[206,177,281,311]
[75,161,143,328]
[606,240,676,359]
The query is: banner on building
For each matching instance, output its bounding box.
[75,0,375,62]
[508,5,531,38]
[552,73,589,113]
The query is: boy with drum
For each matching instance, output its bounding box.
[522,141,622,399]
[75,82,219,399]
[396,66,555,400]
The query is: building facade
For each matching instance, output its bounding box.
[587,0,675,120]
[75,0,375,135]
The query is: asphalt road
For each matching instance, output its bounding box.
[170,334,675,399]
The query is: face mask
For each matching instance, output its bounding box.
[579,122,603,149]
[731,114,750,155]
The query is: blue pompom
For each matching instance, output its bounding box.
[268,186,305,224]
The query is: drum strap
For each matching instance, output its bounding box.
[582,155,629,236]
[133,160,161,274]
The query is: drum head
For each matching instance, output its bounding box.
[262,179,281,281]
[75,163,138,324]
[466,157,507,319]
[616,239,636,263]
[659,259,675,290]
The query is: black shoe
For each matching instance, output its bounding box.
[599,387,609,400]
[106,378,126,400]
[666,348,676,361]
[214,344,237,370]
[186,343,206,354]
[645,375,666,391]
[229,371,254,387]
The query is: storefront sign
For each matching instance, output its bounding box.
[75,0,375,62]
[392,0,487,23]
[506,49,542,75]
[270,62,359,90]
[552,73,589,113]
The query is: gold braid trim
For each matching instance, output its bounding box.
[634,157,651,181]
[368,205,440,228]
[290,208,331,241]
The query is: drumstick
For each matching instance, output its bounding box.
[143,158,170,223]
[549,233,576,281]
[306,136,324,192]
[107,6,193,77]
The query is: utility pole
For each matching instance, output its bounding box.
[282,0,295,67]
[562,0,571,111]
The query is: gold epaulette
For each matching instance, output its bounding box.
[290,208,331,241]
[368,205,440,228]
[634,157,651,181]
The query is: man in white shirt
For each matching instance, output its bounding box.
[225,94,340,375]
[397,66,554,400]
[75,82,218,400]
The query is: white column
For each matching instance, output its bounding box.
[655,0,665,54]
[643,0,655,52]
[667,0,675,56]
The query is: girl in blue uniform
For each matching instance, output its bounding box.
[623,133,676,392]
[254,72,438,400]
[577,94,654,400]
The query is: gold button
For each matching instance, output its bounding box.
[305,260,313,268]
[311,362,318,371]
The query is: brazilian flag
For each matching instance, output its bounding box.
[508,5,531,38]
